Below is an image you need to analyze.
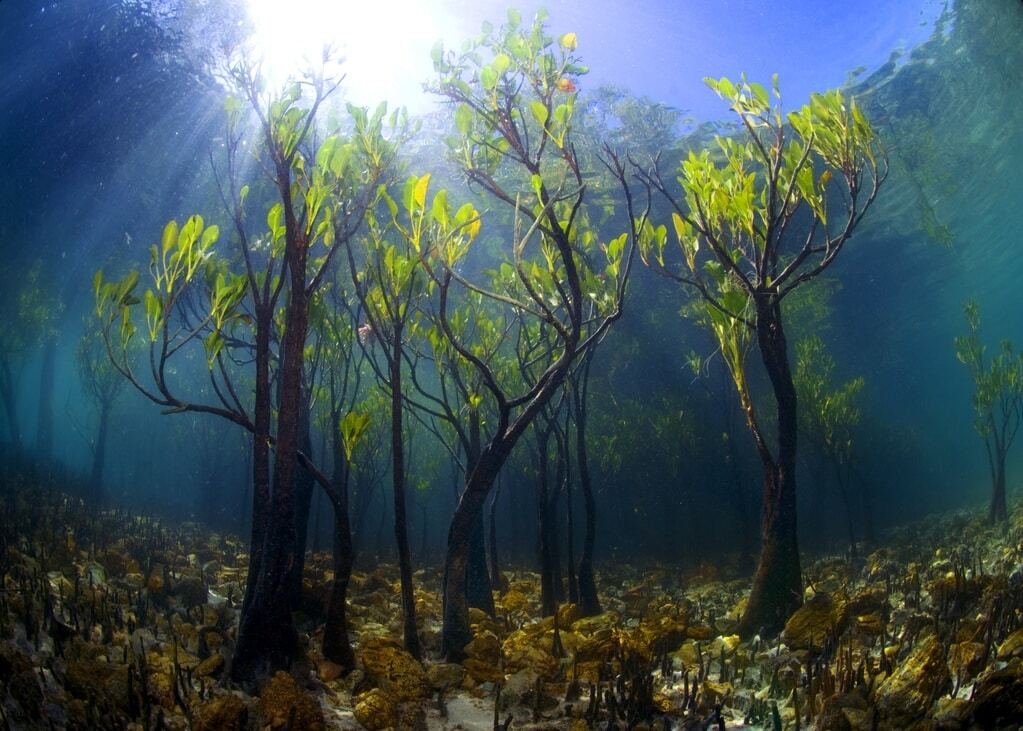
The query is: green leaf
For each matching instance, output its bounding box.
[162,220,178,253]
[531,174,544,201]
[431,189,450,227]
[480,64,498,91]
[455,104,473,135]
[413,173,431,210]
[492,53,511,76]
[200,224,219,250]
[340,411,371,461]
[529,100,548,126]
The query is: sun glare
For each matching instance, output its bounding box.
[244,0,452,112]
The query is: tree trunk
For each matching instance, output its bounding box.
[390,331,422,659]
[572,382,601,616]
[441,452,500,659]
[487,481,504,592]
[738,296,802,637]
[287,397,315,608]
[990,451,1008,525]
[466,508,495,614]
[566,477,578,605]
[322,437,355,669]
[89,402,110,506]
[239,312,272,621]
[833,462,857,559]
[0,358,21,453]
[36,338,56,460]
[537,438,557,618]
[232,217,310,680]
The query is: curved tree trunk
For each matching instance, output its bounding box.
[441,451,501,659]
[738,296,803,637]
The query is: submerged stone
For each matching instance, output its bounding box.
[353,687,398,730]
[874,633,949,726]
[191,693,248,731]
[970,658,1023,728]
[258,671,324,731]
[782,592,842,650]
[360,636,429,700]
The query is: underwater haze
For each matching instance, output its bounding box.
[1,1,1022,729]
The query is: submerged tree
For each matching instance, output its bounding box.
[76,326,127,505]
[794,335,864,555]
[639,76,887,634]
[427,10,644,658]
[0,264,59,457]
[955,301,1023,525]
[93,57,398,681]
[345,181,430,659]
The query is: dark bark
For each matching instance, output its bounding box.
[571,371,601,616]
[832,462,857,559]
[487,480,504,592]
[287,397,315,609]
[738,296,803,637]
[466,508,495,614]
[232,189,310,680]
[36,338,56,460]
[322,433,355,669]
[990,454,1008,525]
[89,402,110,505]
[390,330,422,659]
[537,428,557,618]
[566,476,578,605]
[0,358,20,452]
[238,311,272,623]
[441,448,503,659]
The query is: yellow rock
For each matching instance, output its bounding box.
[191,693,248,731]
[258,671,324,731]
[854,613,883,636]
[317,660,344,683]
[701,680,733,706]
[464,630,503,665]
[501,589,531,613]
[571,611,620,635]
[464,657,506,683]
[997,627,1023,660]
[558,603,582,627]
[782,593,842,650]
[875,634,950,726]
[426,662,465,689]
[195,654,224,678]
[360,636,429,701]
[353,687,397,731]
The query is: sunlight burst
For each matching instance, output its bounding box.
[244,0,451,110]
